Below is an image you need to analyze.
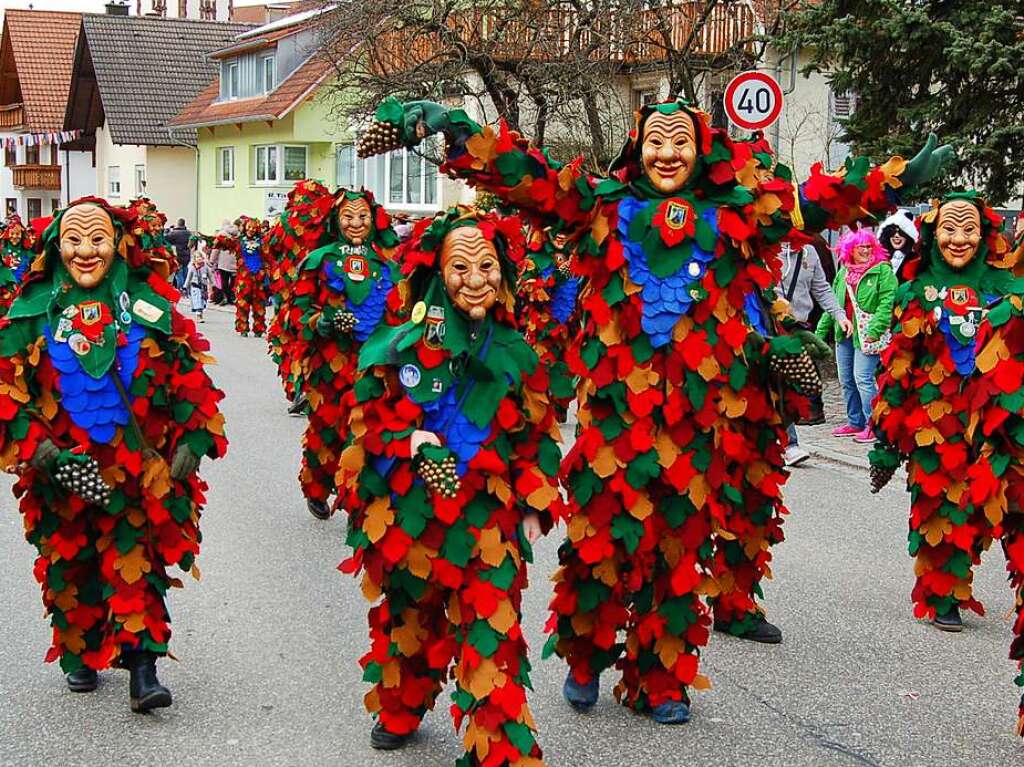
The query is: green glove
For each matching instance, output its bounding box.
[315,311,336,338]
[170,444,200,481]
[793,329,831,360]
[30,438,60,472]
[900,133,956,190]
[357,98,459,158]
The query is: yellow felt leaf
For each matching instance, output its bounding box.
[526,479,559,511]
[392,610,426,656]
[928,362,948,385]
[62,624,86,655]
[463,658,503,700]
[404,542,433,580]
[914,427,942,447]
[488,474,512,503]
[692,674,712,691]
[925,401,952,421]
[591,446,619,479]
[628,493,654,521]
[984,493,1005,527]
[477,527,508,568]
[141,457,171,499]
[363,497,394,544]
[697,355,721,382]
[339,445,365,476]
[381,659,401,689]
[488,599,518,634]
[719,388,747,418]
[466,127,499,166]
[976,334,1010,374]
[687,474,709,510]
[655,634,683,670]
[901,316,922,338]
[361,572,382,602]
[122,612,147,634]
[114,546,151,585]
[890,353,912,380]
[920,515,952,547]
[592,557,619,587]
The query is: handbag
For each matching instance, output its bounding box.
[845,282,891,355]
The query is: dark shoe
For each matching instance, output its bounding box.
[124,651,172,713]
[287,393,308,416]
[66,667,98,693]
[799,405,826,426]
[714,614,783,644]
[306,497,331,520]
[562,671,599,711]
[370,721,412,751]
[933,606,963,633]
[650,699,691,724]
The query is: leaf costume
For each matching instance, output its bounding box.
[362,97,931,715]
[233,215,269,337]
[870,192,1024,735]
[266,181,336,401]
[0,197,227,675]
[338,208,565,766]
[0,213,38,316]
[294,189,400,508]
[517,225,581,422]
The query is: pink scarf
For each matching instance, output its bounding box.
[845,252,886,288]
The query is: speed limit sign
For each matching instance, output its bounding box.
[724,71,784,131]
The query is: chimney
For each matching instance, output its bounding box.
[104,2,130,15]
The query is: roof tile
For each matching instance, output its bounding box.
[5,10,82,132]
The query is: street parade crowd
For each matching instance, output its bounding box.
[2,96,1024,766]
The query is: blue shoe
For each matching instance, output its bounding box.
[563,672,599,711]
[650,700,691,724]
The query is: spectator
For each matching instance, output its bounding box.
[878,210,918,282]
[393,214,414,241]
[184,243,210,323]
[817,229,897,444]
[215,220,238,305]
[778,241,853,465]
[166,217,191,290]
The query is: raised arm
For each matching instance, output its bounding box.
[357,99,594,228]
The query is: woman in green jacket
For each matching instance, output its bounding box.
[816,229,897,443]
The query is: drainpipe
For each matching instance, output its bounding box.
[166,127,200,231]
[771,47,799,158]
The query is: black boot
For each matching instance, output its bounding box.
[370,721,413,751]
[66,667,98,693]
[124,651,172,713]
[714,614,783,644]
[287,392,308,416]
[306,497,331,520]
[933,605,963,633]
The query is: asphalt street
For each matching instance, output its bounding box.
[1,304,1022,767]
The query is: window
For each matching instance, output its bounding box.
[254,145,278,184]
[108,165,121,197]
[228,62,240,100]
[337,142,440,209]
[262,56,275,93]
[5,198,16,214]
[135,164,146,196]
[634,89,658,110]
[283,145,307,181]
[4,146,15,166]
[830,90,856,122]
[25,145,39,165]
[217,146,235,185]
[50,198,60,214]
[27,198,41,220]
[47,144,58,165]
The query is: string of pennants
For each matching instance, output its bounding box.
[1,130,82,149]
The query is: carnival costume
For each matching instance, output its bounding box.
[266,180,337,409]
[0,198,227,711]
[870,192,1024,735]
[517,225,581,422]
[337,207,563,765]
[233,215,269,337]
[293,189,400,519]
[357,97,951,721]
[0,213,38,314]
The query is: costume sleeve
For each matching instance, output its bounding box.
[796,156,908,234]
[506,363,566,533]
[865,264,897,341]
[0,322,50,469]
[291,261,330,336]
[870,302,922,462]
[437,113,595,228]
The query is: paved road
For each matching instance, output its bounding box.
[1,305,1022,767]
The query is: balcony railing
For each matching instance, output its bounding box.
[12,164,61,191]
[0,103,24,130]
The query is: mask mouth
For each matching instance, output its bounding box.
[459,286,496,305]
[652,160,685,177]
[70,255,105,274]
[944,245,975,261]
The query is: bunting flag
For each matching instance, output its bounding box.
[2,130,82,150]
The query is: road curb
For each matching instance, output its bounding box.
[803,441,869,470]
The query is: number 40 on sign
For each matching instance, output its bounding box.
[724,71,784,131]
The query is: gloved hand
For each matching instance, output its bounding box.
[357,99,456,158]
[793,329,831,360]
[314,311,336,338]
[900,133,955,190]
[170,444,200,481]
[30,438,61,472]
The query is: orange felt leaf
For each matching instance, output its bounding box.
[463,657,503,700]
[976,334,1010,374]
[404,542,433,580]
[697,355,721,382]
[464,721,495,762]
[592,557,619,586]
[920,515,952,547]
[487,599,518,634]
[915,427,942,447]
[628,493,654,521]
[487,474,512,503]
[591,446,619,478]
[477,527,508,568]
[692,674,712,691]
[526,480,559,511]
[141,457,171,499]
[363,497,394,544]
[381,659,401,688]
[598,319,623,345]
[114,546,151,585]
[53,584,79,612]
[361,571,382,601]
[122,612,147,634]
[571,611,596,635]
[687,474,709,510]
[206,413,226,437]
[719,388,747,417]
[655,431,678,467]
[62,624,86,655]
[984,493,1005,527]
[655,633,683,669]
[392,609,426,656]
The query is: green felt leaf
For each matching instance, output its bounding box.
[440,519,474,568]
[728,360,748,391]
[503,722,536,756]
[660,596,695,635]
[611,514,643,553]
[363,661,383,684]
[630,333,654,364]
[571,466,601,506]
[990,451,1011,477]
[541,633,559,660]
[576,579,607,613]
[713,253,738,287]
[580,339,602,370]
[602,273,626,306]
[480,557,518,590]
[662,494,695,529]
[625,449,660,489]
[987,299,1012,327]
[114,519,139,555]
[598,414,624,442]
[468,620,501,656]
[538,437,562,477]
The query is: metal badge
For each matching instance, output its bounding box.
[68,333,91,356]
[411,301,427,324]
[399,363,421,388]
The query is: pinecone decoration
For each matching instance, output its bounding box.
[356,120,403,159]
[870,464,895,494]
[54,457,112,507]
[770,350,822,397]
[333,310,358,334]
[415,451,460,498]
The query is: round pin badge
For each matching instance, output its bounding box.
[400,363,422,388]
[411,301,427,324]
[68,333,91,356]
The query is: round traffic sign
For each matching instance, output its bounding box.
[724,71,784,131]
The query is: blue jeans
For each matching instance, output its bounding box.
[787,423,799,447]
[835,337,879,430]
